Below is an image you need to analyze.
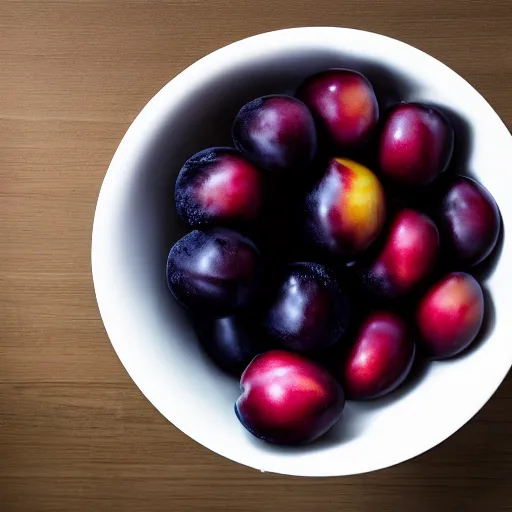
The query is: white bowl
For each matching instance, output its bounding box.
[92,27,512,477]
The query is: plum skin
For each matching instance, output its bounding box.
[341,311,415,400]
[303,158,386,256]
[361,209,440,298]
[175,147,265,228]
[417,272,484,359]
[378,102,454,186]
[263,262,351,353]
[435,175,501,267]
[193,312,263,376]
[232,95,317,173]
[296,68,379,149]
[235,350,345,445]
[166,228,262,317]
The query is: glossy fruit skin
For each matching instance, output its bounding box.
[175,147,265,228]
[263,263,351,353]
[361,209,440,298]
[235,350,345,445]
[435,176,500,267]
[296,69,379,149]
[417,272,484,359]
[303,158,386,256]
[378,103,454,186]
[166,228,261,317]
[232,95,317,173]
[341,311,415,400]
[194,312,263,376]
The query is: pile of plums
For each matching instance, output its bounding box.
[167,68,501,446]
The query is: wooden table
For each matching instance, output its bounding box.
[1,1,511,510]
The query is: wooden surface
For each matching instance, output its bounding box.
[1,1,511,510]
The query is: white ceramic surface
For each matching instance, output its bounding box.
[92,27,512,477]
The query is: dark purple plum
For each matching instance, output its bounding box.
[434,175,500,267]
[232,95,317,173]
[340,311,415,400]
[194,312,264,376]
[296,69,379,150]
[378,103,454,186]
[263,262,350,353]
[175,147,265,228]
[166,228,261,316]
[235,350,345,445]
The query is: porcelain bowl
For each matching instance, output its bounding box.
[92,27,512,477]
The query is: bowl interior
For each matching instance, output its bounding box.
[92,28,512,476]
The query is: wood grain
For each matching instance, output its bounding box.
[0,1,511,510]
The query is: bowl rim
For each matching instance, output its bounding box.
[92,26,512,477]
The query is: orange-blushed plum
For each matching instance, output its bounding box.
[341,311,415,400]
[296,69,379,149]
[303,158,386,257]
[235,350,345,445]
[360,209,440,298]
[175,147,265,228]
[417,272,484,359]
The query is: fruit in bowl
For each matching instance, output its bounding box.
[93,28,511,477]
[378,103,454,186]
[302,158,386,257]
[235,350,345,445]
[359,208,440,299]
[166,228,262,317]
[164,59,500,447]
[433,175,501,268]
[175,147,265,228]
[417,272,485,359]
[341,311,415,400]
[193,311,265,376]
[232,95,317,173]
[296,69,379,150]
[263,262,351,353]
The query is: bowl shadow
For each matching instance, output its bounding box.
[241,399,369,456]
[353,356,432,412]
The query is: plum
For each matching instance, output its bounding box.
[341,311,415,400]
[378,102,454,186]
[194,312,263,376]
[263,263,350,353]
[303,158,386,257]
[360,209,440,298]
[232,95,317,173]
[175,147,265,228]
[417,272,484,359]
[166,228,261,316]
[235,350,345,445]
[434,175,500,267]
[296,69,379,149]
